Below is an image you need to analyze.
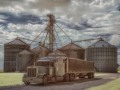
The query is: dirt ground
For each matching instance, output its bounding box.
[0,73,120,90]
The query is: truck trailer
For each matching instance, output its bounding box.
[22,57,94,85]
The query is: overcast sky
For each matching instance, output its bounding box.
[0,0,120,69]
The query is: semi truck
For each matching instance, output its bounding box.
[22,57,94,85]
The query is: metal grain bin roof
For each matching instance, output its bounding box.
[37,56,66,61]
[31,45,49,53]
[48,50,66,56]
[19,50,32,55]
[88,39,115,48]
[60,43,84,50]
[5,37,28,45]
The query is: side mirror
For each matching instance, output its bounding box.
[23,73,27,78]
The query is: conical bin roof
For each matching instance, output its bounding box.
[6,37,28,45]
[88,39,115,48]
[19,50,32,55]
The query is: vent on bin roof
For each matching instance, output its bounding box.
[88,39,115,48]
[6,37,28,45]
[19,50,32,55]
[60,43,84,50]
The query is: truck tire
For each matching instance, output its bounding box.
[87,73,91,79]
[79,74,85,78]
[64,74,69,82]
[87,73,93,79]
[91,73,94,78]
[24,82,30,85]
[43,75,48,85]
[69,74,75,81]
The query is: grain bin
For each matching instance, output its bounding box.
[16,50,33,71]
[31,45,50,61]
[59,43,85,59]
[4,37,30,72]
[86,38,117,73]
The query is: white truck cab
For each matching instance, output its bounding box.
[22,58,65,85]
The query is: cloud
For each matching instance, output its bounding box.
[0,0,119,23]
[0,19,6,23]
[28,0,70,9]
[109,35,120,46]
[0,0,119,44]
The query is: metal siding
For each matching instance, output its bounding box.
[60,49,85,60]
[4,44,30,72]
[59,43,85,60]
[86,47,117,73]
[16,53,32,71]
[67,58,94,73]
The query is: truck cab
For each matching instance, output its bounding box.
[22,57,65,85]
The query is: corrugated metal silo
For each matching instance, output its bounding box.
[4,37,30,72]
[16,50,33,71]
[31,45,50,60]
[59,43,85,59]
[86,38,117,73]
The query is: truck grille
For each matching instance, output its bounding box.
[27,68,37,77]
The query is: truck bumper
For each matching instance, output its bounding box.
[23,77,43,84]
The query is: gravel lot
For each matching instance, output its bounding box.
[0,73,120,90]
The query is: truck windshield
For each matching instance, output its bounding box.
[38,66,48,75]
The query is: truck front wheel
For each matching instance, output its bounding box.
[24,82,30,85]
[64,74,69,82]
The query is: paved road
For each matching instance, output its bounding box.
[0,73,120,90]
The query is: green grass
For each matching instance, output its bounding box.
[86,78,120,90]
[118,67,120,73]
[0,69,3,73]
[0,73,23,87]
[95,73,110,77]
